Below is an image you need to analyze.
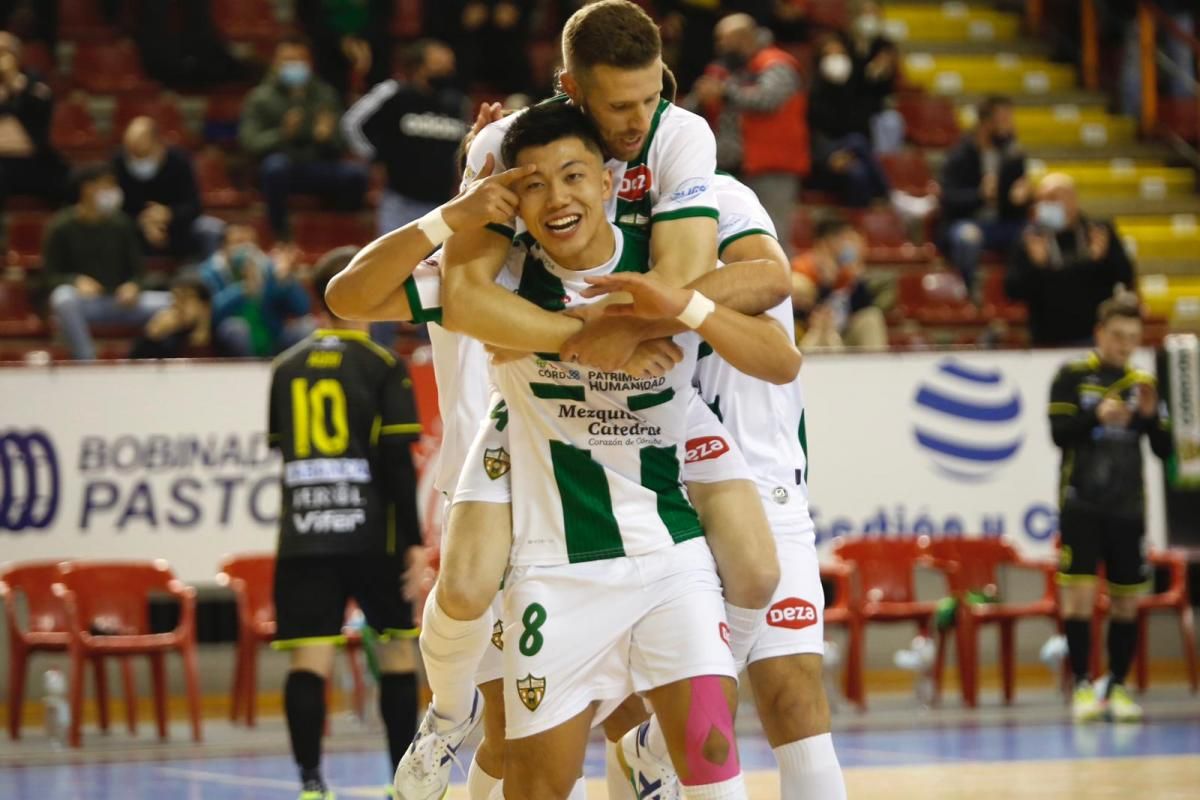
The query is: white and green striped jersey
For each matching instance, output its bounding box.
[490,223,705,566]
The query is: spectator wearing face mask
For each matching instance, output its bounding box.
[114,116,225,260]
[1006,172,1135,347]
[43,163,172,360]
[939,95,1031,299]
[848,0,905,154]
[210,241,315,357]
[791,216,888,350]
[240,36,369,240]
[808,34,934,218]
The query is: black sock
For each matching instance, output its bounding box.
[285,670,326,783]
[1107,620,1138,688]
[1064,619,1092,684]
[379,671,419,772]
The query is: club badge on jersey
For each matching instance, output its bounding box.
[516,674,546,711]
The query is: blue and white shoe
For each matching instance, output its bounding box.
[392,689,483,800]
[617,720,681,800]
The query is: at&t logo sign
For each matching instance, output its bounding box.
[0,429,59,531]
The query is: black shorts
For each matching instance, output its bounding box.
[1058,503,1150,593]
[273,554,416,647]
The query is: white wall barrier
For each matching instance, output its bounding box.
[0,350,1166,583]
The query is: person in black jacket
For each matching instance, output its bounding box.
[939,95,1031,298]
[114,116,224,260]
[1048,296,1172,725]
[0,31,66,211]
[342,39,469,236]
[1006,172,1135,346]
[296,0,394,101]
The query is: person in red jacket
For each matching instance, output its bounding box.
[684,13,808,256]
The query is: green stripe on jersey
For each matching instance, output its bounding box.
[628,387,674,411]
[549,440,625,562]
[517,250,568,311]
[531,382,586,401]
[401,274,442,325]
[798,409,808,484]
[640,445,703,544]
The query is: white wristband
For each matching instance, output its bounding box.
[416,207,454,247]
[676,291,715,330]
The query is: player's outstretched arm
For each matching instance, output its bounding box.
[324,154,534,322]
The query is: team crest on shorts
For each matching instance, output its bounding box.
[483,447,511,480]
[516,674,546,711]
[491,620,504,650]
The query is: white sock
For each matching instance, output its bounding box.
[467,755,502,800]
[682,774,747,799]
[419,592,493,725]
[643,716,671,763]
[605,739,638,800]
[774,733,847,800]
[724,602,765,672]
[567,776,588,799]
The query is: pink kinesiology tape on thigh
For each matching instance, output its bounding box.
[681,675,740,785]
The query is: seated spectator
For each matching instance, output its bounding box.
[197,222,260,298]
[343,39,468,236]
[44,164,171,360]
[296,0,393,100]
[114,116,225,260]
[426,1,532,94]
[239,36,368,241]
[940,95,1031,299]
[130,272,212,359]
[1005,173,1136,347]
[0,31,67,211]
[848,0,905,154]
[211,242,314,357]
[685,13,807,256]
[136,0,251,89]
[791,216,888,350]
[808,34,934,217]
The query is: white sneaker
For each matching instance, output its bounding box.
[617,721,681,800]
[393,689,483,800]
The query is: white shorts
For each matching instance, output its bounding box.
[474,592,506,685]
[680,391,754,485]
[500,538,735,740]
[747,527,826,664]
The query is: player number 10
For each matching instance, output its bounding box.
[291,378,350,457]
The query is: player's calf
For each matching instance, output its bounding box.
[467,680,506,800]
[503,705,595,800]
[747,654,830,745]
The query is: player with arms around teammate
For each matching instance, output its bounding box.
[1050,296,1172,723]
[268,249,425,800]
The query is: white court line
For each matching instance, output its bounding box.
[155,766,392,797]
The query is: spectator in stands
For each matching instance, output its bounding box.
[136,0,250,89]
[0,1,57,49]
[240,37,369,241]
[0,31,66,211]
[848,0,905,154]
[343,39,469,236]
[114,116,225,260]
[210,242,315,357]
[808,34,934,218]
[44,164,171,360]
[939,95,1031,300]
[1006,173,1136,347]
[426,1,533,94]
[685,13,807,256]
[196,222,259,299]
[130,272,212,359]
[1112,0,1195,121]
[296,0,394,101]
[769,0,810,46]
[791,216,887,350]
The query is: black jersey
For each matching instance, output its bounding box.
[1048,351,1173,518]
[268,329,422,558]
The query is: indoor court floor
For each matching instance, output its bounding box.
[3,687,1199,799]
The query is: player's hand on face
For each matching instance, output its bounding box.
[486,343,529,365]
[623,337,684,378]
[560,315,645,371]
[581,272,692,321]
[442,152,536,231]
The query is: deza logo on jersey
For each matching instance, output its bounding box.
[618,165,651,202]
[912,358,1024,482]
[0,429,59,532]
[767,597,818,629]
[686,436,729,464]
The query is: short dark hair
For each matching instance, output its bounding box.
[171,272,211,304]
[399,38,440,76]
[977,95,1013,124]
[1097,294,1142,326]
[313,246,358,316]
[660,65,678,102]
[276,34,311,53]
[815,216,853,242]
[71,162,114,195]
[563,0,661,76]
[501,102,605,168]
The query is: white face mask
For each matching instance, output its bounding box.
[94,186,124,215]
[126,155,161,181]
[1035,200,1068,231]
[820,53,853,85]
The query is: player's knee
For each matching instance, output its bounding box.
[435,570,494,620]
[504,750,576,799]
[679,676,740,785]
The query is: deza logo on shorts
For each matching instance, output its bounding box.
[767,597,817,629]
[912,358,1024,482]
[0,429,59,532]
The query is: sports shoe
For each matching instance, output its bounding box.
[1106,683,1144,722]
[617,721,681,800]
[1072,681,1105,723]
[298,778,336,799]
[393,689,483,800]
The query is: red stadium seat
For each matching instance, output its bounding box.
[897,92,961,148]
[50,94,105,156]
[202,92,245,146]
[805,0,850,30]
[980,268,1028,323]
[194,148,249,209]
[895,270,978,325]
[70,41,155,94]
[1159,97,1198,144]
[820,560,864,707]
[0,277,46,338]
[212,0,282,41]
[5,215,47,269]
[112,95,193,148]
[20,42,57,78]
[881,150,937,197]
[58,2,118,41]
[391,0,425,38]
[291,213,375,265]
[851,207,937,264]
